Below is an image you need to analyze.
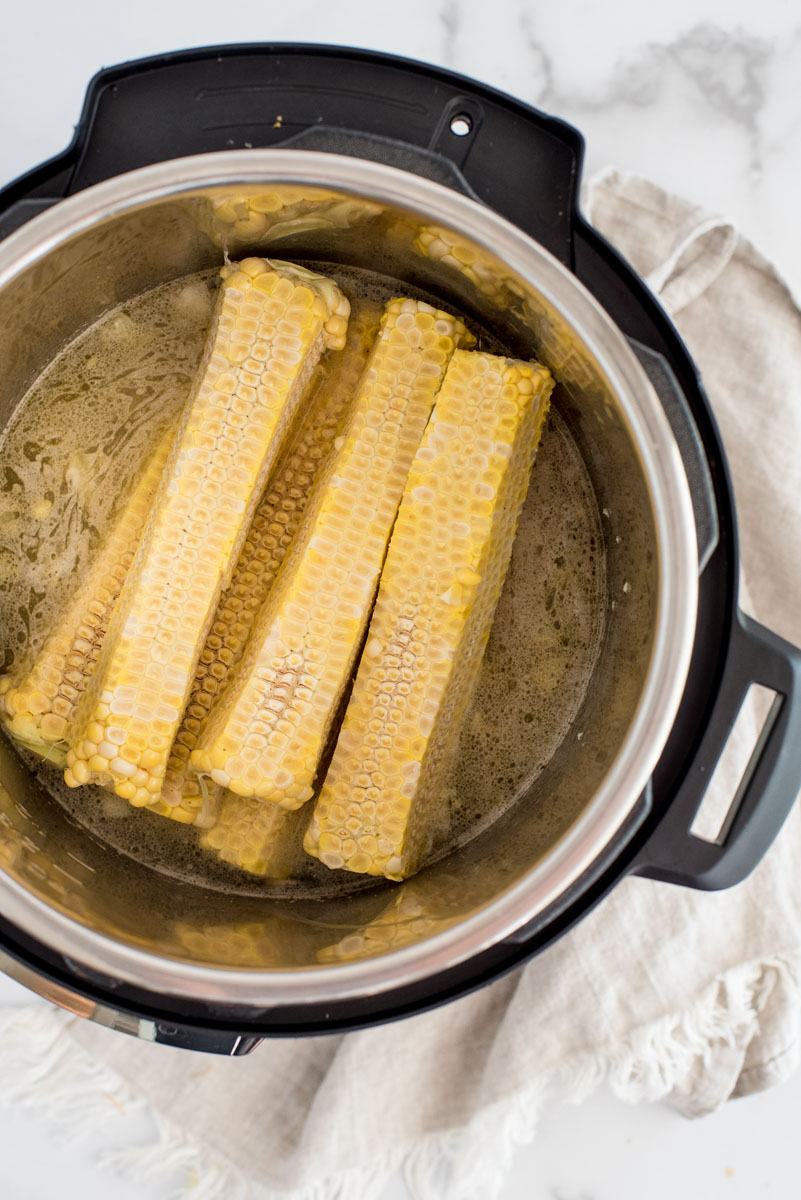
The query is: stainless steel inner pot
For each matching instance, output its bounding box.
[0,152,697,1007]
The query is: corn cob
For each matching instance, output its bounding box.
[190,299,472,807]
[200,792,304,878]
[176,919,281,967]
[64,258,349,805]
[305,349,553,880]
[0,429,175,766]
[415,225,519,308]
[415,226,594,392]
[152,298,382,826]
[174,911,321,968]
[206,188,382,248]
[317,887,459,963]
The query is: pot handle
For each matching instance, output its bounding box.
[632,609,801,890]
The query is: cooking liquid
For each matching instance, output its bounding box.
[0,266,604,898]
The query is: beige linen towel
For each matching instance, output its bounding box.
[1,169,800,1200]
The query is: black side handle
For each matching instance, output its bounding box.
[632,610,801,890]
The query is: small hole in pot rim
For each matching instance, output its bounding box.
[450,114,473,137]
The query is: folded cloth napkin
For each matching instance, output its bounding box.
[2,168,801,1200]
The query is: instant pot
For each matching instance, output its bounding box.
[0,45,799,1055]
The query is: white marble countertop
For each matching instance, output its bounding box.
[1,2,800,1198]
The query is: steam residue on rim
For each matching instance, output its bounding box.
[0,264,604,900]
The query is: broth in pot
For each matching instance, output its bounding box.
[0,263,604,901]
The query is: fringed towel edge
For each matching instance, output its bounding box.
[0,951,799,1200]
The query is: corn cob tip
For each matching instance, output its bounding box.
[220,257,351,350]
[384,297,475,350]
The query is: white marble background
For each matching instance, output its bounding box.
[2,0,800,288]
[1,1,800,1198]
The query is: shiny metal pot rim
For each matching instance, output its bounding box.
[0,151,698,1006]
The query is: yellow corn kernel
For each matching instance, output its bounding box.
[317,886,459,963]
[154,297,382,822]
[145,774,221,829]
[205,188,382,249]
[176,919,278,967]
[305,349,553,879]
[414,225,522,308]
[415,226,595,393]
[1,429,175,765]
[190,299,473,807]
[200,790,303,878]
[65,259,349,800]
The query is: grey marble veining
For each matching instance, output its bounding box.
[438,0,462,68]
[521,19,779,173]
